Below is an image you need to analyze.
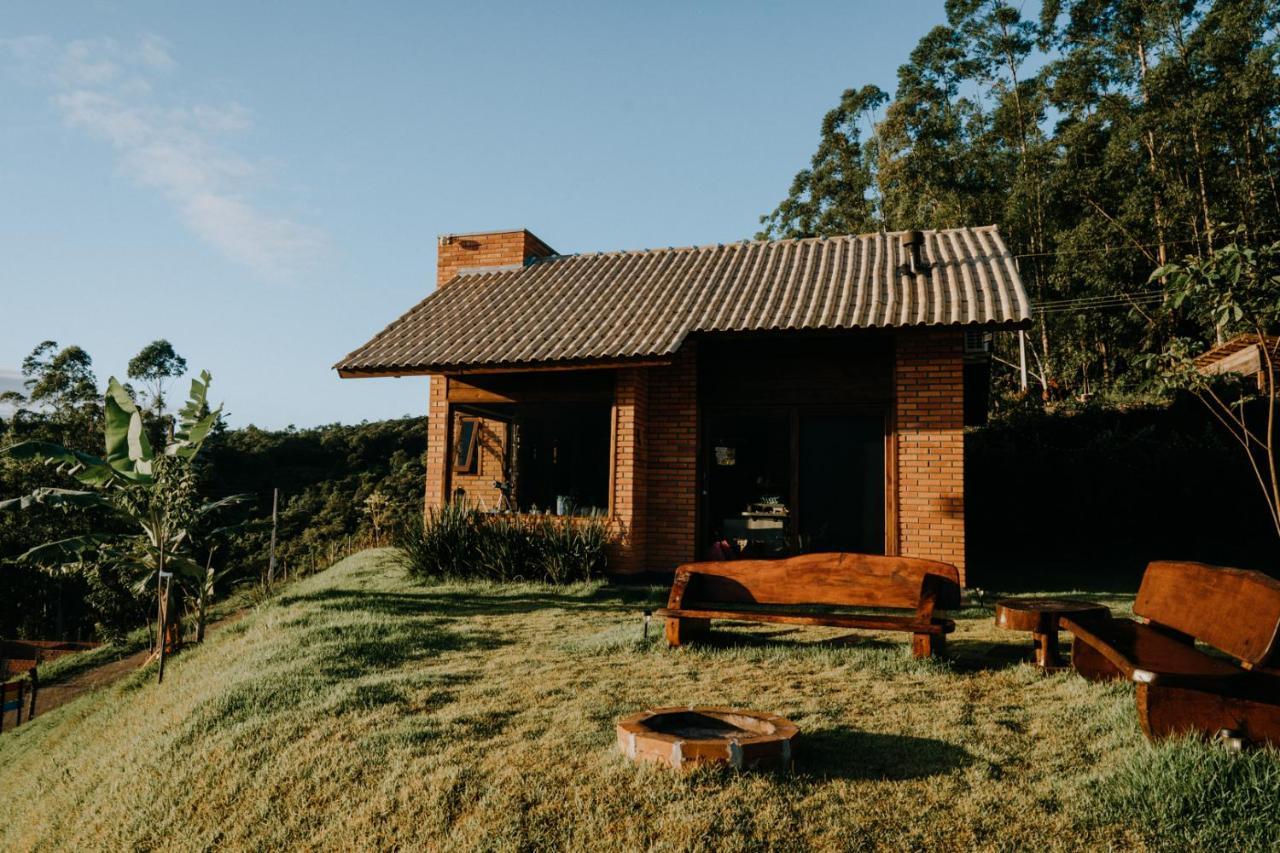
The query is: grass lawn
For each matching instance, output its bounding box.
[1,549,1277,851]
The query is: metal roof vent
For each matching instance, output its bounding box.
[900,230,929,274]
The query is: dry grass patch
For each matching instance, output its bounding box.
[1,549,1275,851]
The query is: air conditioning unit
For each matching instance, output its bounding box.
[964,330,992,354]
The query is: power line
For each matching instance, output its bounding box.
[1035,289,1162,308]
[1033,289,1164,314]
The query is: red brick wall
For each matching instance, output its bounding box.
[609,368,649,574]
[436,229,556,287]
[425,375,449,512]
[450,416,508,510]
[641,344,699,572]
[423,332,966,582]
[894,329,966,582]
[424,377,512,512]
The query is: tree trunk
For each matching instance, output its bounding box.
[1136,40,1169,269]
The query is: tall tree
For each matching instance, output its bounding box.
[21,341,98,413]
[762,0,1280,403]
[13,341,102,447]
[127,339,188,423]
[874,24,995,232]
[949,0,1056,377]
[758,85,887,239]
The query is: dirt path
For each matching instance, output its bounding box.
[29,610,247,718]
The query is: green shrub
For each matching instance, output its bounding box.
[524,512,612,584]
[1090,738,1280,851]
[395,504,611,583]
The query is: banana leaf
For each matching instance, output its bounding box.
[129,553,206,596]
[3,440,118,487]
[170,370,222,459]
[17,533,120,565]
[195,493,253,517]
[104,377,153,480]
[0,487,111,511]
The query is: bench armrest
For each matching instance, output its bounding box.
[666,568,694,610]
[915,574,950,622]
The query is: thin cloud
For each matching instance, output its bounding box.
[3,35,324,281]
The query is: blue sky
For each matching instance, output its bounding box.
[2,1,956,428]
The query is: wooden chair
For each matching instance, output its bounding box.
[655,552,962,658]
[1062,560,1280,746]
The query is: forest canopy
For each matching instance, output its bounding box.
[761,0,1280,402]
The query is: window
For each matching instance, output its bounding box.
[453,416,480,473]
[511,403,610,514]
[451,402,611,515]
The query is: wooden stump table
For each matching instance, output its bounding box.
[994,598,1110,670]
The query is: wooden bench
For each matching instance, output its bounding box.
[1062,560,1280,746]
[655,553,962,658]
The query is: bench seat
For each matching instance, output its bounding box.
[656,606,954,636]
[1061,616,1246,689]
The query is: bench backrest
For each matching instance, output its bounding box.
[1,680,25,712]
[1135,560,1280,667]
[673,552,962,612]
[0,658,38,679]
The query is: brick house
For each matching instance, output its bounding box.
[336,227,1030,584]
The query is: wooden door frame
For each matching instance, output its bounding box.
[697,401,896,556]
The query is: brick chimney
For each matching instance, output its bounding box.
[436,229,557,287]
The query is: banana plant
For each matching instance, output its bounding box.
[1,371,233,681]
[186,502,267,642]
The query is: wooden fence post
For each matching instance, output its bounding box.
[267,488,279,587]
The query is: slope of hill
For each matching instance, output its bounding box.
[2,550,1276,850]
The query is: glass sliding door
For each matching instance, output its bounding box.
[797,414,885,554]
[702,408,886,558]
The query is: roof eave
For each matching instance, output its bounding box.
[336,355,675,379]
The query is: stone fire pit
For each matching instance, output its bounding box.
[616,706,799,771]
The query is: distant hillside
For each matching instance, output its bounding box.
[203,416,427,573]
[1,416,426,642]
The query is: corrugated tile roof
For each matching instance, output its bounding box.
[336,225,1030,374]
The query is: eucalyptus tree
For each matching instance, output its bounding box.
[127,339,187,422]
[873,24,995,232]
[947,1,1058,376]
[757,84,886,239]
[761,0,1280,403]
[10,341,102,447]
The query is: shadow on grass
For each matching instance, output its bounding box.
[450,709,519,740]
[301,616,511,679]
[800,729,973,780]
[277,584,667,620]
[946,639,1038,673]
[695,626,903,654]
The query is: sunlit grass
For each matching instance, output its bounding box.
[27,596,244,686]
[0,549,1274,850]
